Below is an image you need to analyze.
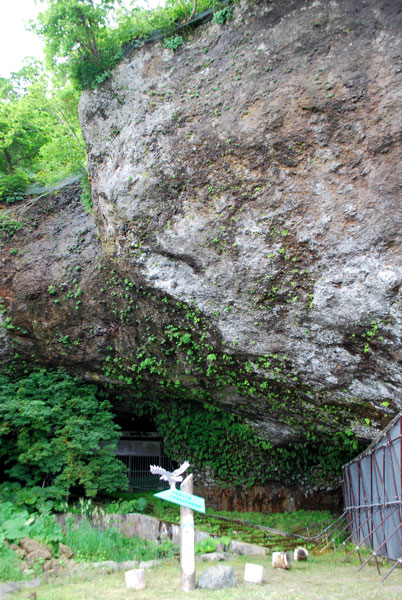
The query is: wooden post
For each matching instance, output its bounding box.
[180,473,196,591]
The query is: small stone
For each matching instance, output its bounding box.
[244,562,264,584]
[197,564,237,590]
[125,568,145,590]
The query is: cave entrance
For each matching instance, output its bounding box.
[114,412,174,491]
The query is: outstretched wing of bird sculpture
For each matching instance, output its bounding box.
[150,461,190,489]
[172,461,190,478]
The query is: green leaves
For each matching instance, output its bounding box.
[0,370,128,497]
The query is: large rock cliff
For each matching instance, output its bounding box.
[1,0,402,503]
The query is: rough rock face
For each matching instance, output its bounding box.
[80,0,402,431]
[1,0,402,500]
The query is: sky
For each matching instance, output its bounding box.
[0,0,45,78]
[0,0,162,79]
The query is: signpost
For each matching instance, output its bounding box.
[150,462,205,592]
[154,487,205,513]
[180,474,196,592]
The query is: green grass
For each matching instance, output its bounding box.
[9,553,402,600]
[64,518,176,563]
[101,491,340,547]
[0,545,26,582]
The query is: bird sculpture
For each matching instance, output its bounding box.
[150,461,190,489]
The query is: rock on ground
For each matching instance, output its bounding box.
[197,564,237,590]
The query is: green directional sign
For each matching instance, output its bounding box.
[154,488,206,513]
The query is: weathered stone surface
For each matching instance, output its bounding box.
[20,539,52,561]
[1,0,402,499]
[42,558,60,572]
[0,582,20,597]
[199,552,228,561]
[197,480,343,512]
[229,540,267,556]
[197,564,237,590]
[19,578,41,589]
[59,543,74,559]
[78,0,402,435]
[91,560,119,573]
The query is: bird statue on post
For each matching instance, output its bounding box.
[150,461,190,490]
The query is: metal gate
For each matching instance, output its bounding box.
[115,432,175,490]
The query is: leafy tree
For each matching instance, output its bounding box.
[0,370,128,497]
[33,0,123,89]
[0,62,86,200]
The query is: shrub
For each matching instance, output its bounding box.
[0,370,128,497]
[213,7,232,24]
[164,35,184,50]
[0,171,29,202]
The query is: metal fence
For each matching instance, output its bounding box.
[115,432,175,491]
[341,413,402,581]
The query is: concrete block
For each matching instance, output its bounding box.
[125,568,146,590]
[244,562,264,584]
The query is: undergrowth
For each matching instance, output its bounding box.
[64,518,176,563]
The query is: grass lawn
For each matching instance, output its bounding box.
[9,552,402,600]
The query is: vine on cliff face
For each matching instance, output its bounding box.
[151,400,361,487]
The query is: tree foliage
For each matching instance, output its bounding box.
[0,370,128,497]
[33,0,123,89]
[0,61,86,201]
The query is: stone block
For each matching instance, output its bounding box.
[244,562,264,584]
[125,568,146,590]
[230,540,266,556]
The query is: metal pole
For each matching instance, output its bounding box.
[180,473,196,591]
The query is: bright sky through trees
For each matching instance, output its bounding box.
[0,0,44,77]
[0,0,163,78]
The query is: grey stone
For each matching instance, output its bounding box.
[138,559,161,569]
[230,540,267,556]
[199,552,228,561]
[19,578,41,589]
[197,564,237,590]
[117,560,139,570]
[91,561,119,572]
[0,582,20,596]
